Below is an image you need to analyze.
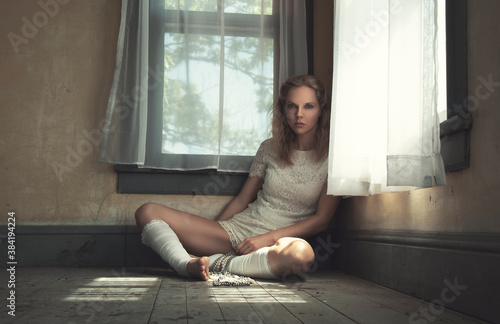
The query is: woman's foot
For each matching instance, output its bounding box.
[186,256,210,280]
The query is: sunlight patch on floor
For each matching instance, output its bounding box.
[210,286,307,304]
[62,277,159,302]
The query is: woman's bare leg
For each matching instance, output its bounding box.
[217,237,315,281]
[136,203,233,279]
[136,202,233,255]
[136,203,315,281]
[267,237,315,280]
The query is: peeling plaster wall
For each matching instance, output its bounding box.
[0,1,231,225]
[332,0,500,234]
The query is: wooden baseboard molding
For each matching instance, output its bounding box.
[0,226,339,269]
[0,225,164,268]
[330,229,500,324]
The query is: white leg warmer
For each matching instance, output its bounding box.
[226,247,278,280]
[141,220,194,277]
[208,253,223,266]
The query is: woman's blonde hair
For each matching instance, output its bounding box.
[271,75,330,165]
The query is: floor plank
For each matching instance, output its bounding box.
[0,267,490,324]
[234,284,302,323]
[268,287,357,323]
[149,280,188,323]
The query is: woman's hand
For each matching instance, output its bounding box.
[235,233,277,255]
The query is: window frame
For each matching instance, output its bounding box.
[117,0,285,195]
[440,0,471,172]
[150,1,276,171]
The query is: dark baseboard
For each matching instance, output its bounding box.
[0,225,336,269]
[1,226,498,322]
[330,230,500,324]
[0,225,164,268]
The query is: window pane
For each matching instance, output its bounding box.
[162,33,273,156]
[162,33,221,155]
[221,36,273,155]
[225,0,273,15]
[165,0,217,12]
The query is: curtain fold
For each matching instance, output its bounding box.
[100,0,149,165]
[100,0,309,172]
[279,0,308,86]
[327,0,446,196]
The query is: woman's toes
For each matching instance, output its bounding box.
[186,257,210,280]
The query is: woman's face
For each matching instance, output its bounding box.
[284,86,321,139]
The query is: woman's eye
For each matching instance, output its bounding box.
[287,104,297,109]
[305,104,314,109]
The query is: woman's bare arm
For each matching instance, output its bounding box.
[215,176,264,221]
[235,183,341,255]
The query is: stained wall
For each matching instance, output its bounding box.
[0,0,231,225]
[1,0,499,234]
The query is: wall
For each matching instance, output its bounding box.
[0,0,232,226]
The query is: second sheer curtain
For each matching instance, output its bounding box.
[328,0,446,196]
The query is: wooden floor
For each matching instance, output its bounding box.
[1,267,489,324]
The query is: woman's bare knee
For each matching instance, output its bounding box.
[135,203,161,230]
[285,239,315,267]
[269,238,315,280]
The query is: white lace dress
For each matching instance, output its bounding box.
[218,139,328,249]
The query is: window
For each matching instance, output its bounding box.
[115,0,304,195]
[146,0,276,173]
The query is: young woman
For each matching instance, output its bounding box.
[135,75,341,281]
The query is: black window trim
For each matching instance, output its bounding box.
[440,0,471,172]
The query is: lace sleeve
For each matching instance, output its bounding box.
[248,139,269,178]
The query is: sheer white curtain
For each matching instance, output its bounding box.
[328,0,446,196]
[100,0,308,172]
[100,0,149,165]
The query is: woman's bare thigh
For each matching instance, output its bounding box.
[136,203,233,256]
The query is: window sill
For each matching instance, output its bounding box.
[115,165,248,195]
